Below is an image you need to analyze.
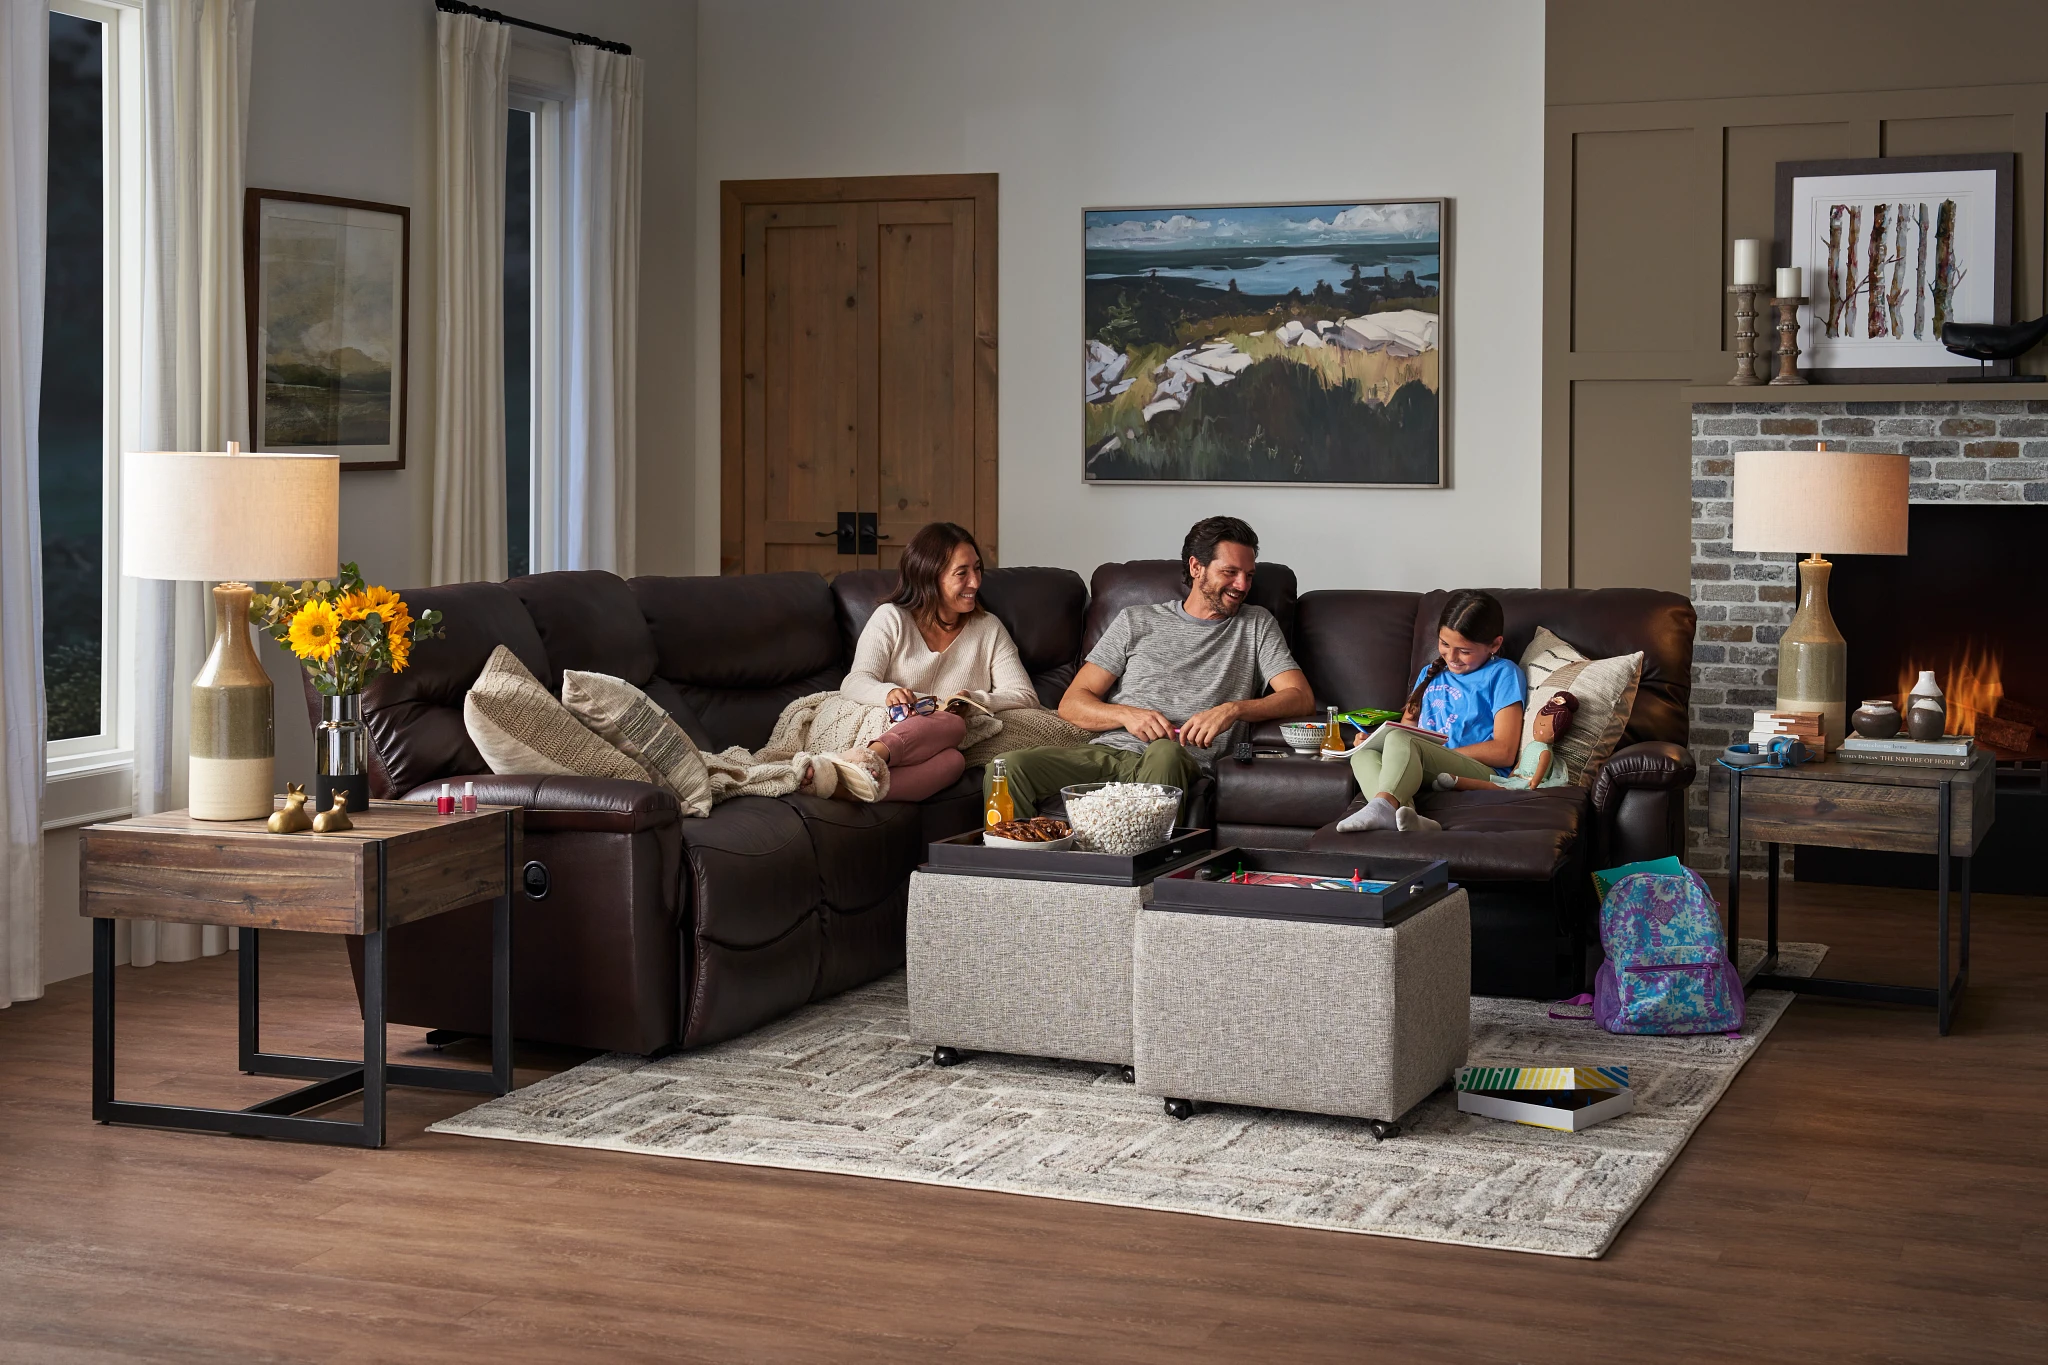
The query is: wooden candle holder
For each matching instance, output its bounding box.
[1726,284,1767,385]
[1769,295,1809,385]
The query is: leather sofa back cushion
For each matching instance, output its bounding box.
[831,565,1089,709]
[507,570,658,689]
[1083,559,1299,658]
[631,571,846,752]
[361,580,552,797]
[1292,590,1425,713]
[465,646,653,783]
[1410,588,1693,747]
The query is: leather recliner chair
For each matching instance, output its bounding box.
[315,562,1694,1053]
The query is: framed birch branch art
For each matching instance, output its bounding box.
[1774,154,2012,383]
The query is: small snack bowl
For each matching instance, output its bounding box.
[982,816,1076,851]
[1061,782,1182,855]
[1279,721,1329,755]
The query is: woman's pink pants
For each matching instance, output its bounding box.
[874,711,968,802]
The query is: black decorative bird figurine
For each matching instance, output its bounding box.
[1941,315,2048,381]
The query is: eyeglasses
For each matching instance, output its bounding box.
[887,696,942,723]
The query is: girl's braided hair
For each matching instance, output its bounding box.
[1405,590,1508,714]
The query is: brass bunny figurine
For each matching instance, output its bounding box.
[267,783,313,834]
[311,790,355,833]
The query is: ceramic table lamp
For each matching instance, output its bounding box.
[122,444,340,820]
[1732,444,1909,750]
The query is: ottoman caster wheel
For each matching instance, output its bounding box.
[932,1046,963,1068]
[1366,1119,1401,1142]
[1164,1097,1194,1121]
[1121,1065,1136,1084]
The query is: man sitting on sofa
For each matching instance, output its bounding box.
[990,515,1315,818]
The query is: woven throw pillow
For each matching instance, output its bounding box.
[463,646,652,784]
[1519,626,1643,787]
[562,669,713,817]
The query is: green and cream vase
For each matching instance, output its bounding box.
[189,582,275,820]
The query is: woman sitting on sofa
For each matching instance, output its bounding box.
[1337,588,1526,834]
[829,521,1038,801]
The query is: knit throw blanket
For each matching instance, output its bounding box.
[677,693,1092,816]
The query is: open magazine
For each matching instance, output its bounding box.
[1347,718,1450,752]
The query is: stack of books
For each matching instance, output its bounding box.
[1837,733,1976,770]
[1750,710,1825,754]
[1455,1065,1634,1132]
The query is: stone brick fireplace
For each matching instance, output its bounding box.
[1687,396,2048,877]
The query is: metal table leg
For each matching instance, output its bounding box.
[1724,767,1742,955]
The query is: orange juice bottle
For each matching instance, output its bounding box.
[1320,706,1347,758]
[985,757,1015,828]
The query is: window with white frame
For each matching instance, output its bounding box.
[42,0,138,778]
[505,87,562,579]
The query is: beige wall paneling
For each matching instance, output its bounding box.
[1569,380,1691,594]
[1545,75,2048,589]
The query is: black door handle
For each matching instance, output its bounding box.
[826,511,855,555]
[857,511,883,555]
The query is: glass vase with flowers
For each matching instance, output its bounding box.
[252,564,444,818]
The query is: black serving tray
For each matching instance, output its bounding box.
[1147,848,1453,927]
[923,827,1216,887]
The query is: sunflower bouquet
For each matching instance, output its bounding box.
[251,563,444,696]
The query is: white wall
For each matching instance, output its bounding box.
[694,0,1545,591]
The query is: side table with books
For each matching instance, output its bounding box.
[1707,746,1991,1034]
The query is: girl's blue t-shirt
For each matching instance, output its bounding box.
[1413,655,1528,760]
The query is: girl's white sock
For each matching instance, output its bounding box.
[1397,805,1442,834]
[1434,771,1459,790]
[1336,795,1399,833]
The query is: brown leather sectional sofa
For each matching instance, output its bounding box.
[315,560,1695,1056]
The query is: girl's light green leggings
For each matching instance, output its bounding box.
[1348,728,1497,809]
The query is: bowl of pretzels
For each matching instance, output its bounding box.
[982,816,1076,851]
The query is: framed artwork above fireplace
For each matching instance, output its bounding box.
[1773,153,2014,384]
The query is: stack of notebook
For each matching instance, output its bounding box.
[1749,710,1825,753]
[1837,733,1976,769]
[1455,1065,1634,1132]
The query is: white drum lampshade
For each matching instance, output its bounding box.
[1731,446,1909,749]
[122,446,341,819]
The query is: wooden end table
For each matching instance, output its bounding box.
[1707,751,1992,1034]
[81,801,523,1147]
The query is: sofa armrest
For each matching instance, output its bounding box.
[398,774,679,834]
[1588,742,1695,869]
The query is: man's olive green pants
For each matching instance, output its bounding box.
[983,740,1201,819]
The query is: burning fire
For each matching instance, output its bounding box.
[1896,642,2003,735]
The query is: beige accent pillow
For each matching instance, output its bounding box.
[561,669,713,816]
[1519,626,1643,788]
[463,646,653,785]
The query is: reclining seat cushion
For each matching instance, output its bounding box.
[632,571,847,753]
[1309,786,1590,884]
[353,581,553,798]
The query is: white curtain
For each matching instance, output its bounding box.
[558,43,641,576]
[428,9,508,586]
[0,0,49,1007]
[129,0,253,967]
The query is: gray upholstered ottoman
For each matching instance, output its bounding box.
[1132,887,1470,1132]
[906,870,1144,1069]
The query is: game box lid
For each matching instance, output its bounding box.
[1146,848,1453,927]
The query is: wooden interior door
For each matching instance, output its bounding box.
[722,175,997,577]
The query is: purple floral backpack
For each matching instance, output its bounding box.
[1592,869,1744,1035]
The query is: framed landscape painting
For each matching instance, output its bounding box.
[1083,199,1445,486]
[245,189,410,471]
[1774,154,2012,383]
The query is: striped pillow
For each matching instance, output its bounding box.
[1519,627,1643,788]
[561,669,712,817]
[463,646,652,784]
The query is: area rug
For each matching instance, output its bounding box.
[430,940,1824,1258]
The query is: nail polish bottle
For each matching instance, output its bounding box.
[437,782,454,815]
[462,780,477,814]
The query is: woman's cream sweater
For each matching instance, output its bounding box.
[841,604,1039,711]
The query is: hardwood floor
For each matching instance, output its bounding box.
[3,880,2045,1363]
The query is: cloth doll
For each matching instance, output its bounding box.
[1435,690,1579,793]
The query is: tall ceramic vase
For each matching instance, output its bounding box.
[315,693,371,818]
[1907,670,1946,743]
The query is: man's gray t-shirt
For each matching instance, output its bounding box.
[1086,602,1301,766]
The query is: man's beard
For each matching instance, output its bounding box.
[1198,576,1246,617]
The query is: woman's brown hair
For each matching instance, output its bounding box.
[891,521,984,627]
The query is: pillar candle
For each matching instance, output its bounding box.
[1732,239,1764,286]
[1776,266,1802,299]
